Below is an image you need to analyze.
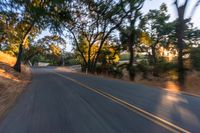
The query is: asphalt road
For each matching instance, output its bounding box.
[0,67,200,133]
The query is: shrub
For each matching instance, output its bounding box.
[96,64,102,74]
[127,65,136,81]
[154,58,177,74]
[113,67,123,78]
[65,58,80,65]
[137,61,149,79]
[190,47,200,71]
[103,64,123,78]
[120,53,130,61]
[118,62,128,70]
[81,64,87,72]
[105,64,114,74]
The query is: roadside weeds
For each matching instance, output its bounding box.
[56,66,200,98]
[0,52,32,119]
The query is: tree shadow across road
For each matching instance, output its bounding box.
[56,70,200,132]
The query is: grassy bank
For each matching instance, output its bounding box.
[0,52,31,118]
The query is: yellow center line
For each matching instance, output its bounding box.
[53,72,190,133]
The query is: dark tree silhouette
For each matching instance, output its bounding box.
[174,0,200,85]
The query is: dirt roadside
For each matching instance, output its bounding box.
[0,52,31,119]
[56,66,200,97]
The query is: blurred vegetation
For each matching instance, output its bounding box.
[190,47,200,71]
[120,53,130,61]
[0,0,200,86]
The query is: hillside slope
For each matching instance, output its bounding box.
[0,52,31,118]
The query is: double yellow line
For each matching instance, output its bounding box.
[53,72,190,133]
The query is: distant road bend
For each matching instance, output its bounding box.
[0,67,200,133]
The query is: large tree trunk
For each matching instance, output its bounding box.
[129,44,134,66]
[151,43,158,76]
[178,44,185,85]
[13,43,23,72]
[87,45,92,72]
[128,31,136,81]
[151,46,157,64]
[177,23,185,85]
[128,42,135,81]
[175,2,186,85]
[92,39,106,72]
[13,24,34,72]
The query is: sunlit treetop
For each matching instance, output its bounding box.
[0,0,73,34]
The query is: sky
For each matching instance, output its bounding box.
[39,0,200,52]
[143,0,200,27]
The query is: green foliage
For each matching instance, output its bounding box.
[95,64,123,78]
[64,53,81,65]
[118,62,129,70]
[190,47,200,71]
[0,0,72,72]
[144,3,171,38]
[99,43,120,64]
[140,3,176,66]
[106,64,123,78]
[81,64,87,72]
[154,58,177,73]
[127,65,136,81]
[0,0,199,78]
[113,68,123,78]
[120,53,129,61]
[22,35,65,65]
[96,64,103,74]
[75,34,121,72]
[137,61,149,79]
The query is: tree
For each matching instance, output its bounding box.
[174,0,200,85]
[88,1,127,72]
[23,35,66,65]
[140,3,173,76]
[0,0,72,72]
[98,42,120,65]
[66,0,131,72]
[190,47,200,71]
[118,0,145,80]
[0,11,23,54]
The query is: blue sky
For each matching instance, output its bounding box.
[39,0,200,52]
[143,0,200,27]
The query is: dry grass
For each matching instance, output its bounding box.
[68,65,200,97]
[54,65,200,97]
[184,71,200,95]
[129,70,200,96]
[0,52,31,118]
[0,52,16,66]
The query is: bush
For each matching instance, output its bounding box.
[190,47,200,71]
[127,65,136,81]
[81,64,87,72]
[65,58,80,65]
[102,64,123,78]
[96,64,102,74]
[118,62,128,70]
[137,61,149,79]
[120,53,130,61]
[107,64,115,74]
[113,67,123,79]
[154,58,177,74]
